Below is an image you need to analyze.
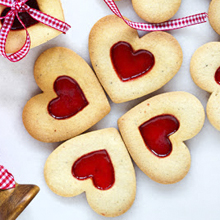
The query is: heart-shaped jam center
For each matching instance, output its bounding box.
[48,75,89,120]
[215,67,220,85]
[1,0,40,30]
[139,114,180,157]
[72,149,115,190]
[110,41,155,82]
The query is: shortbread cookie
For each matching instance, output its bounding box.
[89,15,183,103]
[190,42,220,131]
[22,47,110,142]
[209,0,220,35]
[118,92,205,184]
[132,0,181,23]
[44,128,136,217]
[0,0,65,53]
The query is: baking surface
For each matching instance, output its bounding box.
[1,0,220,219]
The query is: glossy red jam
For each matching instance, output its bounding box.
[72,149,115,190]
[48,76,88,120]
[139,114,180,157]
[1,0,40,30]
[110,41,155,81]
[215,67,220,85]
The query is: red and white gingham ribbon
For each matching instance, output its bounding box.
[104,0,208,31]
[0,0,71,62]
[0,165,15,190]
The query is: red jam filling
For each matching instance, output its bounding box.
[139,114,180,158]
[1,0,40,30]
[72,149,115,190]
[110,41,155,82]
[215,67,220,85]
[48,75,88,120]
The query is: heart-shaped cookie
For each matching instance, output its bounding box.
[22,47,110,142]
[0,0,66,53]
[208,0,220,35]
[118,91,205,184]
[44,128,136,217]
[89,15,183,103]
[131,0,181,23]
[114,0,181,23]
[190,42,220,131]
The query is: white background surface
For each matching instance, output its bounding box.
[1,0,220,219]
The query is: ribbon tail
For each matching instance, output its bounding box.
[148,12,209,31]
[27,7,71,34]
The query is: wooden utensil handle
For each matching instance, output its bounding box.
[0,183,40,220]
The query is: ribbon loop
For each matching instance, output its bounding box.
[11,0,27,12]
[11,2,20,11]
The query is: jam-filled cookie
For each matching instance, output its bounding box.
[118,92,205,184]
[89,15,183,103]
[190,42,220,131]
[22,47,110,142]
[131,0,181,23]
[0,0,66,53]
[44,128,136,217]
[209,0,220,35]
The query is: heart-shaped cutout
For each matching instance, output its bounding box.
[215,66,220,85]
[110,41,155,81]
[139,114,180,157]
[72,149,115,190]
[1,0,39,30]
[48,76,88,120]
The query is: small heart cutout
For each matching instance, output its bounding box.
[72,149,115,190]
[139,114,180,157]
[215,67,220,85]
[48,75,88,119]
[110,41,155,81]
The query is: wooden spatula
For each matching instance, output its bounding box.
[0,183,39,220]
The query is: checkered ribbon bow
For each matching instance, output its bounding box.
[0,0,71,62]
[0,165,15,190]
[104,0,208,31]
